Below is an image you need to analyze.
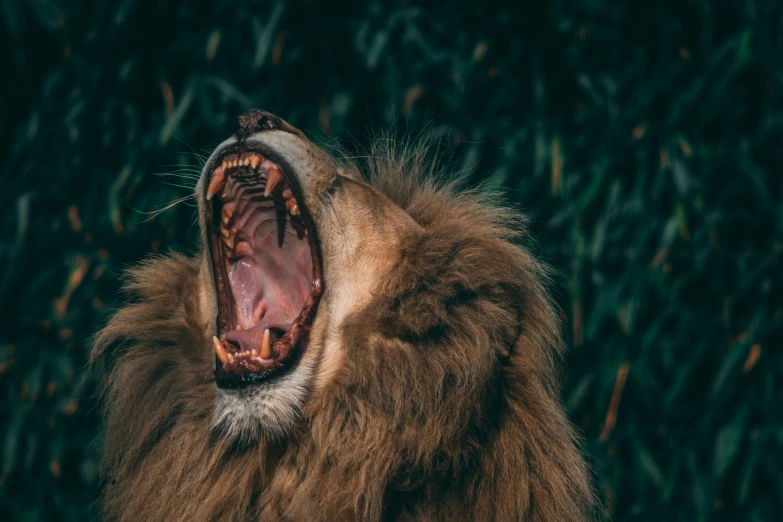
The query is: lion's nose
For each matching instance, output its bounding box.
[238,109,281,132]
[235,109,307,142]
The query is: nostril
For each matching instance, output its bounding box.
[259,116,279,131]
[235,109,301,142]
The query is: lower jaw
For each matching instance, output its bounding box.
[211,265,322,388]
[213,349,299,388]
[211,259,321,389]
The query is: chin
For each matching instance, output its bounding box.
[212,360,313,441]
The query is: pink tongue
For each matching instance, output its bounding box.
[225,215,312,354]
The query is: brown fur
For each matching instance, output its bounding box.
[92,138,597,521]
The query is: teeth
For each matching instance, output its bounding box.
[264,167,283,197]
[206,169,225,201]
[223,154,238,169]
[285,197,300,216]
[221,207,233,226]
[233,243,250,257]
[239,152,253,166]
[251,349,258,356]
[224,245,233,260]
[221,226,236,244]
[282,187,293,200]
[259,328,272,359]
[220,153,264,173]
[213,336,229,364]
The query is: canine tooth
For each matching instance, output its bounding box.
[282,187,293,200]
[249,155,261,169]
[221,207,233,226]
[213,336,229,364]
[264,167,283,197]
[206,169,225,201]
[259,329,272,359]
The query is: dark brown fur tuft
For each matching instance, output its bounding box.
[92,141,597,521]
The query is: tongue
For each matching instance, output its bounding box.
[225,321,283,354]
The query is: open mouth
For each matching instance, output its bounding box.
[206,148,323,388]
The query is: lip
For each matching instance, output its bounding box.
[204,143,324,389]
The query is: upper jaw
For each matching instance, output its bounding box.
[202,133,336,213]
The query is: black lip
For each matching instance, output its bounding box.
[205,142,324,389]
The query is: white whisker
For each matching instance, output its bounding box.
[126,194,196,223]
[172,135,207,166]
[160,181,197,190]
[151,164,204,172]
[151,172,201,180]
[187,208,200,234]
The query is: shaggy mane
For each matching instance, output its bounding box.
[92,139,597,521]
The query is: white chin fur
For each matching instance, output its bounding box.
[213,358,312,442]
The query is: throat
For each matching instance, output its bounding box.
[225,212,312,353]
[220,176,312,353]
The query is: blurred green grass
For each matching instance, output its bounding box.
[1,1,782,520]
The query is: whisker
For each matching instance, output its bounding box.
[172,135,207,166]
[126,194,196,223]
[151,171,201,180]
[187,208,200,234]
[173,151,208,165]
[160,181,197,190]
[126,194,195,214]
[150,164,204,171]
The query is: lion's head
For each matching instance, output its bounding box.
[92,110,596,521]
[198,111,430,441]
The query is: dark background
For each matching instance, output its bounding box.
[1,1,782,520]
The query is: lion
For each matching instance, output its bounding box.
[91,110,597,521]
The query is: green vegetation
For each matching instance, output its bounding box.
[1,1,781,520]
